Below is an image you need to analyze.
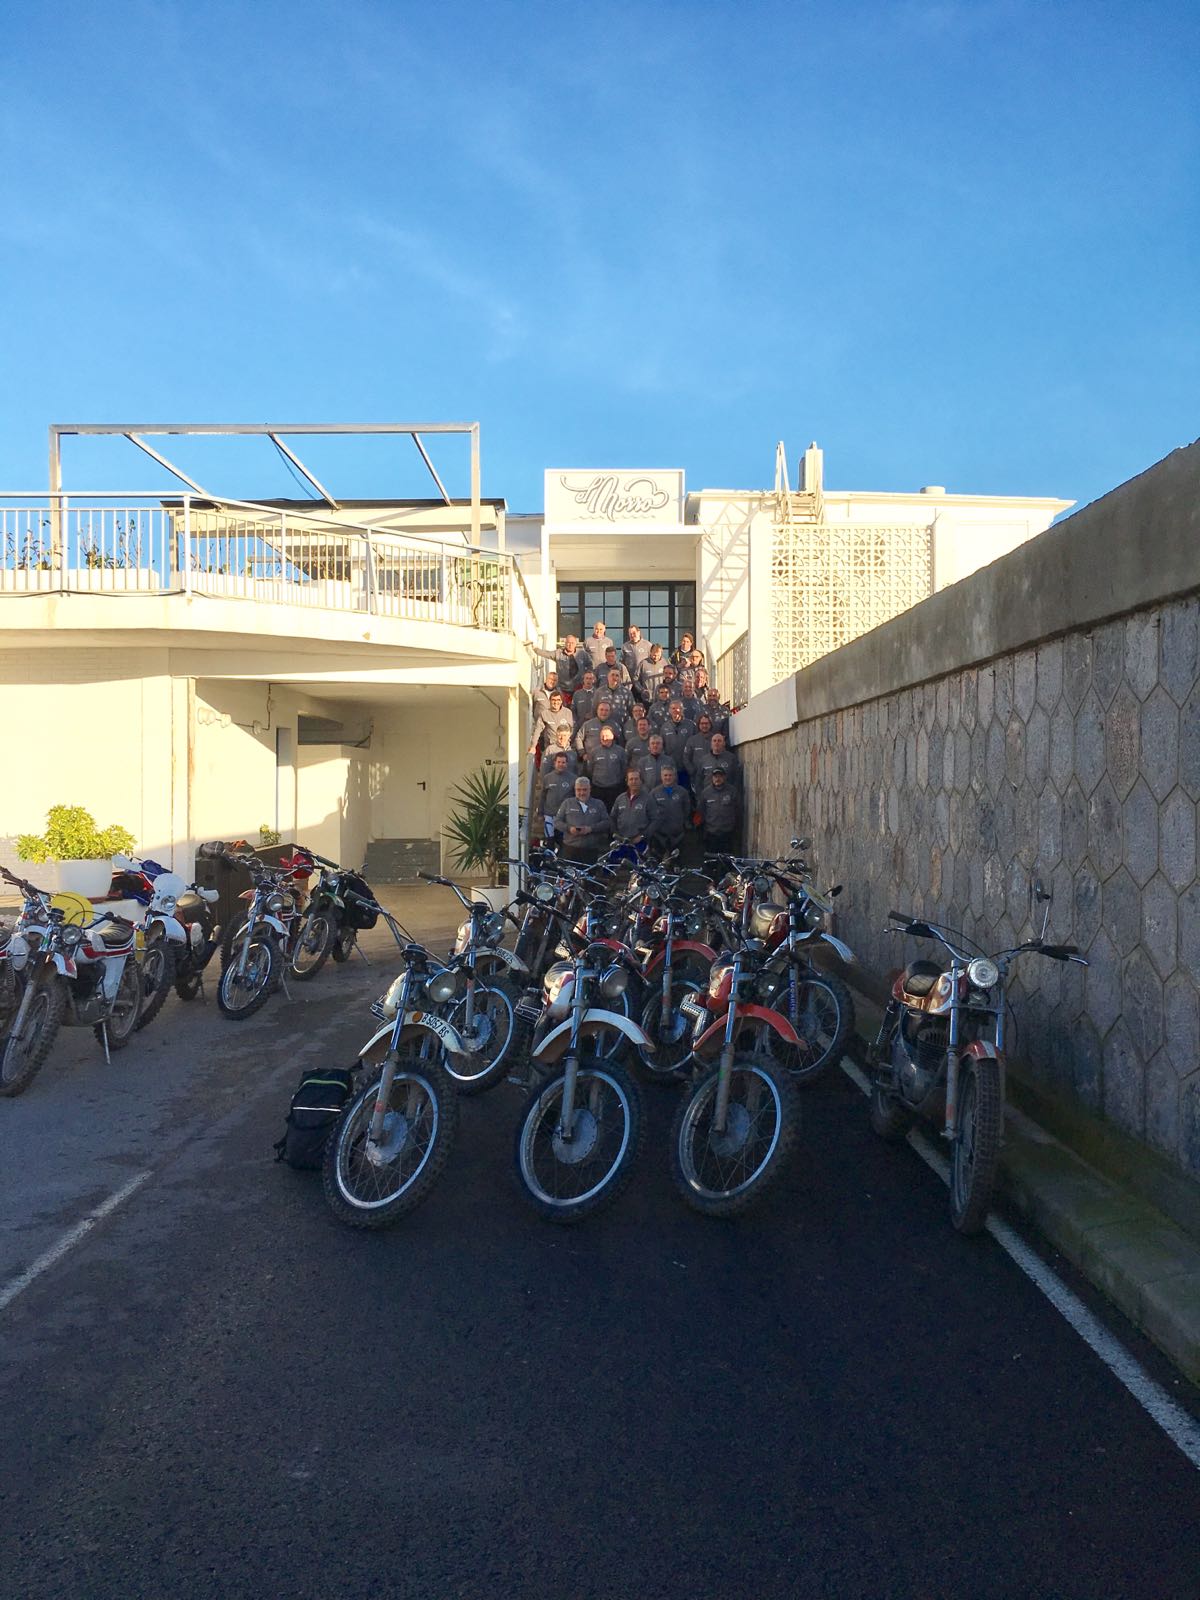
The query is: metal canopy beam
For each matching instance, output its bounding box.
[267,433,339,509]
[125,433,212,499]
[410,433,451,506]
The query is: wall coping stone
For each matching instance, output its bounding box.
[737,439,1200,742]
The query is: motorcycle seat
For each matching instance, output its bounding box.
[901,960,943,998]
[176,890,205,915]
[92,922,134,949]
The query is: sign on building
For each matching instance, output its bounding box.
[545,470,685,527]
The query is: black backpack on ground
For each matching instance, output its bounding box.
[274,1067,355,1170]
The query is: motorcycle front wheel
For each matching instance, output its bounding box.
[515,1057,644,1222]
[756,972,854,1086]
[290,910,335,982]
[95,960,143,1051]
[670,1056,797,1217]
[323,1056,458,1228]
[136,932,176,1030]
[217,932,279,1020]
[949,1057,1002,1235]
[0,976,65,1097]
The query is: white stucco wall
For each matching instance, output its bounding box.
[296,745,371,868]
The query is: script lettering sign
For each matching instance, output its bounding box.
[545,470,685,526]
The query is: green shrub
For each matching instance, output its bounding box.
[259,823,281,847]
[444,765,508,886]
[15,805,136,863]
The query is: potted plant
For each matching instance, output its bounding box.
[15,805,136,898]
[443,765,510,909]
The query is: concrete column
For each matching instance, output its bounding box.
[507,683,520,885]
[746,507,776,698]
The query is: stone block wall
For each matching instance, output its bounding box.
[737,442,1200,1181]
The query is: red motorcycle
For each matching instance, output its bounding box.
[629,867,718,1081]
[673,928,799,1216]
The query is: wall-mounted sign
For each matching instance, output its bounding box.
[545,469,685,526]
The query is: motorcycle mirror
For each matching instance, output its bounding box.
[830,884,843,897]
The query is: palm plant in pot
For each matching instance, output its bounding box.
[443,765,509,910]
[15,805,136,898]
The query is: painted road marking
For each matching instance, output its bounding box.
[0,1170,152,1315]
[840,1058,1200,1472]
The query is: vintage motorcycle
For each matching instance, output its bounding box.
[867,884,1088,1233]
[101,855,220,1025]
[630,867,718,1081]
[513,894,653,1221]
[674,930,800,1216]
[288,854,379,979]
[217,849,312,1020]
[323,940,464,1228]
[0,867,142,1094]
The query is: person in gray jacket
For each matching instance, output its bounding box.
[694,731,741,792]
[610,767,654,846]
[530,635,587,691]
[648,683,676,731]
[575,698,619,758]
[625,715,653,764]
[635,642,666,706]
[529,690,574,755]
[649,764,691,854]
[602,666,633,723]
[547,726,579,773]
[704,689,730,736]
[571,669,599,727]
[621,625,651,682]
[683,715,715,784]
[602,643,632,687]
[532,669,562,723]
[636,732,670,792]
[696,767,740,853]
[583,621,610,672]
[540,752,577,839]
[586,725,628,808]
[662,701,696,771]
[554,776,612,861]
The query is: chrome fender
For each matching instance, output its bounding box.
[147,915,188,945]
[532,1008,654,1064]
[817,931,855,964]
[358,1011,470,1067]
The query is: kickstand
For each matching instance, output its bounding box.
[279,970,293,1001]
[353,942,371,966]
[100,1021,111,1065]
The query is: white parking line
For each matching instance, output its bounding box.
[0,1170,152,1314]
[840,1058,1200,1472]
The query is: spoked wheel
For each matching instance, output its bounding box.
[330,926,357,963]
[589,983,636,1061]
[323,1055,458,1228]
[758,973,853,1085]
[95,960,143,1051]
[0,977,65,1097]
[671,1055,798,1217]
[136,932,176,1030]
[443,982,518,1095]
[949,1057,1002,1234]
[217,932,279,1020]
[635,982,702,1082]
[290,911,334,982]
[515,1056,644,1222]
[174,969,204,1002]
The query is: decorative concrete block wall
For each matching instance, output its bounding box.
[736,441,1200,1180]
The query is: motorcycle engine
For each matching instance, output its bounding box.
[895,1014,947,1107]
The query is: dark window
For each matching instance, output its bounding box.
[558,582,697,651]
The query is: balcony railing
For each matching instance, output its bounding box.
[0,494,528,636]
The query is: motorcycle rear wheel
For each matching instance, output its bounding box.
[670,1056,797,1218]
[635,981,702,1082]
[330,926,357,963]
[949,1057,1002,1235]
[0,977,65,1097]
[758,972,854,1086]
[442,980,518,1095]
[323,1056,457,1228]
[94,961,143,1051]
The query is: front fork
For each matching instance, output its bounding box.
[659,930,674,1029]
[558,971,588,1139]
[713,987,740,1134]
[6,959,43,1043]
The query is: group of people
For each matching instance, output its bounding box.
[527,621,742,862]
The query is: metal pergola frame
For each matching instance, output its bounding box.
[48,421,484,546]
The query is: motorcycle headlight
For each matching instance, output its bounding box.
[266,893,285,914]
[61,924,84,951]
[155,895,177,915]
[708,960,732,998]
[426,969,463,1004]
[534,883,556,904]
[599,964,629,999]
[481,911,505,945]
[9,933,29,971]
[967,957,1000,992]
[685,911,707,938]
[453,920,470,955]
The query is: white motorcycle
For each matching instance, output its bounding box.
[102,859,191,1029]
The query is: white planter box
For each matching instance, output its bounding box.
[40,858,114,899]
[470,885,512,913]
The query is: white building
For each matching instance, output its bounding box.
[0,425,1070,883]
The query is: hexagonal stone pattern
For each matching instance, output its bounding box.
[740,589,1200,1177]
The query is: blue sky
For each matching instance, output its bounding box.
[1,0,1196,513]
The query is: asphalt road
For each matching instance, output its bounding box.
[2,901,1199,1599]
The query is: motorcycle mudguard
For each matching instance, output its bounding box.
[50,951,78,980]
[692,1003,802,1057]
[963,1039,1002,1061]
[642,940,716,978]
[357,1012,469,1068]
[258,915,288,939]
[147,915,188,945]
[532,1009,655,1064]
[815,932,855,964]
